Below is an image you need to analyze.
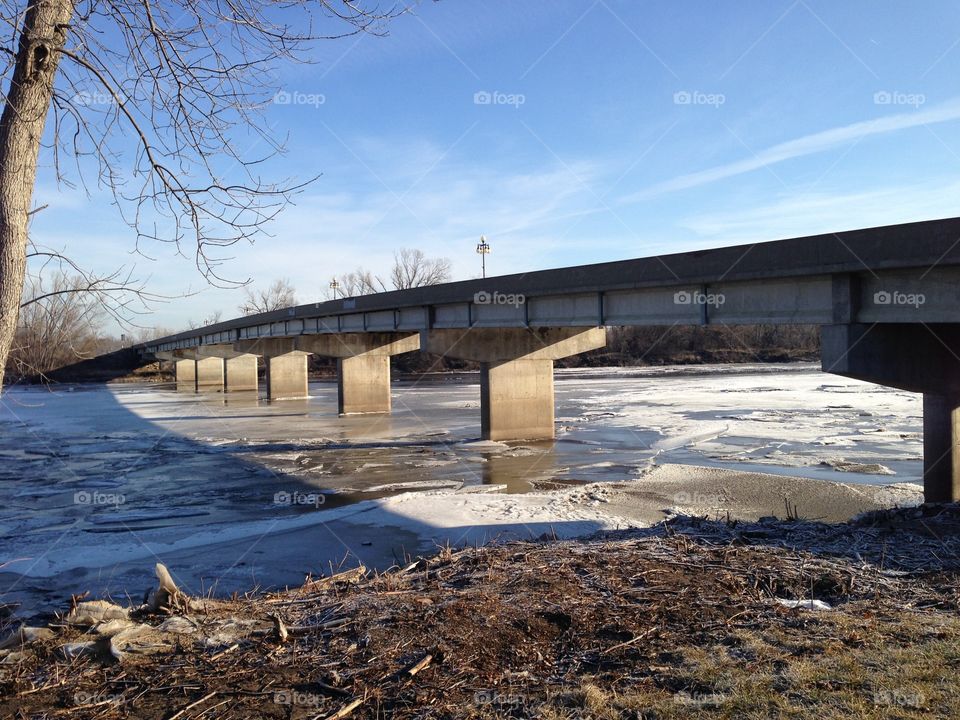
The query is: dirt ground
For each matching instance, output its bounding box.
[2,506,960,719]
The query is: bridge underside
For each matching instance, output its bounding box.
[157,321,960,503]
[822,323,960,503]
[159,328,607,442]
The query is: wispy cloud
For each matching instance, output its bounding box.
[620,98,960,203]
[680,179,960,242]
[133,157,614,323]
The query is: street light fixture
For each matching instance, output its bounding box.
[476,235,490,278]
[329,278,340,298]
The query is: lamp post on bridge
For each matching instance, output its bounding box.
[329,278,340,299]
[476,235,490,279]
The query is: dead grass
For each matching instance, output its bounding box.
[2,513,960,719]
[535,612,960,720]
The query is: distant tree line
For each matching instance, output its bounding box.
[389,324,821,375]
[594,324,820,366]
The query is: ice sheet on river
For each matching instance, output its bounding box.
[0,364,922,620]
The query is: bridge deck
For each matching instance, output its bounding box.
[144,216,960,352]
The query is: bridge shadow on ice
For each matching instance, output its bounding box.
[0,381,604,622]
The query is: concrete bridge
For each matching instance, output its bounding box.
[141,216,960,503]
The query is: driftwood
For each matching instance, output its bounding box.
[148,563,187,613]
[301,565,367,591]
[0,626,53,651]
[404,652,434,678]
[65,600,129,626]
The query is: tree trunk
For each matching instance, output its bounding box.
[0,0,74,389]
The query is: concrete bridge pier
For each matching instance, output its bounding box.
[234,339,310,400]
[427,327,607,441]
[190,345,259,392]
[822,323,960,502]
[224,355,259,392]
[923,394,960,504]
[296,333,420,414]
[162,350,224,392]
[195,357,225,392]
[174,358,195,392]
[155,352,195,391]
[266,352,309,400]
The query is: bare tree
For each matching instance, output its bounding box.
[390,247,451,289]
[132,324,176,343]
[7,272,107,380]
[335,268,386,297]
[23,237,163,325]
[239,278,296,315]
[331,248,452,298]
[189,309,223,329]
[0,1,403,389]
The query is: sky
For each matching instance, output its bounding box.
[28,0,960,332]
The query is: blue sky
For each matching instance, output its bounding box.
[30,0,960,331]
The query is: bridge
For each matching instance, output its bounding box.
[141,216,960,503]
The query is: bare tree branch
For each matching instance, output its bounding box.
[0,0,410,386]
[330,247,451,297]
[239,277,296,314]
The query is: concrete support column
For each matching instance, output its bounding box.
[426,327,607,441]
[224,355,259,392]
[294,333,419,415]
[481,358,555,441]
[265,352,309,400]
[233,339,310,401]
[923,394,960,504]
[822,323,960,502]
[195,357,224,392]
[174,359,195,392]
[338,355,391,414]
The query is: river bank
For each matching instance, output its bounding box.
[3,504,959,719]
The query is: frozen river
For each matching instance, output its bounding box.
[0,364,922,621]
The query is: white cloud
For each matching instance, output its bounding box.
[621,98,960,203]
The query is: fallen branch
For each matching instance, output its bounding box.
[320,697,363,719]
[168,691,217,720]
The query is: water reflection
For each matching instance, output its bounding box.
[481,443,558,493]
